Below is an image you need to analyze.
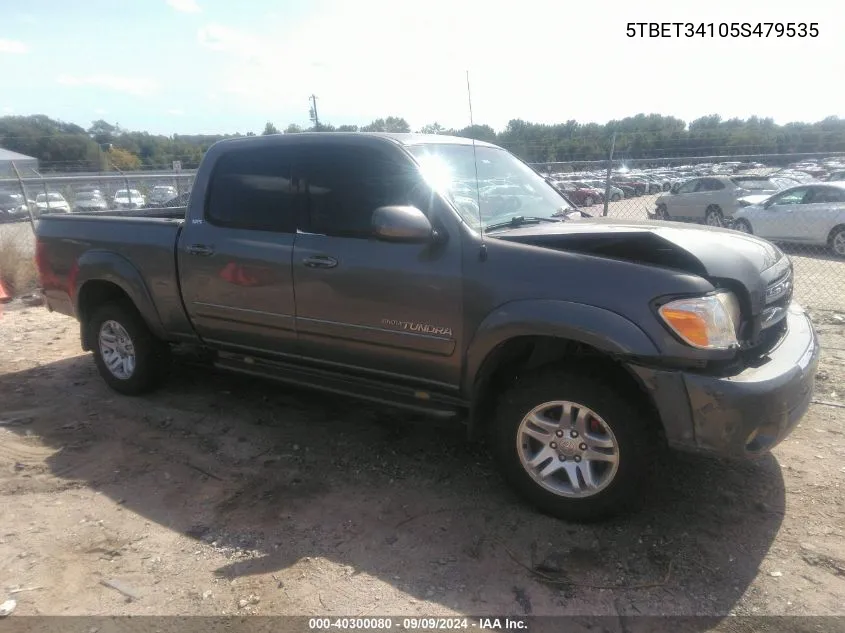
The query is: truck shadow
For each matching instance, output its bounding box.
[1,351,786,623]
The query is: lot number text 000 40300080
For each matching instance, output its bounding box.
[626,22,819,38]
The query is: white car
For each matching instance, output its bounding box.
[655,175,782,226]
[35,192,71,215]
[730,183,845,258]
[113,189,146,209]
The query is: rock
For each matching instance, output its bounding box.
[238,599,248,609]
[769,571,783,577]
[0,599,16,617]
[248,594,260,605]
[202,590,212,600]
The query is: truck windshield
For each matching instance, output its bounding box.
[407,143,574,230]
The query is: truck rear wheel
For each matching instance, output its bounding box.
[88,301,170,395]
[491,368,656,522]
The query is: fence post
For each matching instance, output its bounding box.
[10,162,37,232]
[602,132,617,217]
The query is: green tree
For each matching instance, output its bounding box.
[284,124,303,134]
[361,116,411,133]
[262,122,280,135]
[419,122,446,134]
[107,146,141,170]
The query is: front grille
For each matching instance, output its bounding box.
[760,266,793,330]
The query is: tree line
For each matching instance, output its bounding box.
[2,113,845,173]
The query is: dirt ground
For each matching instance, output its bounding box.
[1,302,844,628]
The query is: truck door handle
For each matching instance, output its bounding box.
[302,255,338,269]
[186,244,215,256]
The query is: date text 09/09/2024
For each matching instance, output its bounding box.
[627,22,819,38]
[308,618,528,630]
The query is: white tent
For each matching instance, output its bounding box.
[0,147,39,178]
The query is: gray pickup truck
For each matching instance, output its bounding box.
[34,133,820,521]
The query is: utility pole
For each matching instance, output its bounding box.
[602,131,617,217]
[309,94,320,128]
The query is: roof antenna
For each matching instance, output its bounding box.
[466,70,487,262]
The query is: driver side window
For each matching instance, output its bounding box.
[677,179,699,194]
[770,188,808,206]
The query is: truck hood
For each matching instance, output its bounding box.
[493,218,790,312]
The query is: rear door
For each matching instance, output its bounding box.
[177,145,299,356]
[793,186,845,243]
[290,141,464,388]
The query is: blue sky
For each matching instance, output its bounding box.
[1,0,842,135]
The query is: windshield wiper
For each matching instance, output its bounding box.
[484,215,562,232]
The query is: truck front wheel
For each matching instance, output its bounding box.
[88,301,170,395]
[491,369,656,522]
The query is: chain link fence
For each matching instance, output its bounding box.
[529,156,845,312]
[2,151,844,312]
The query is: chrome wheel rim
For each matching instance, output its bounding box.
[735,221,751,234]
[516,400,620,499]
[99,320,136,380]
[833,231,845,256]
[706,211,723,227]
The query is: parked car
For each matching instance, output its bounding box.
[113,189,146,209]
[73,191,109,213]
[0,191,33,222]
[34,132,819,522]
[35,192,71,215]
[148,185,178,205]
[611,176,646,196]
[147,190,192,208]
[729,183,845,258]
[826,170,845,182]
[654,176,781,226]
[580,180,624,202]
[552,181,605,206]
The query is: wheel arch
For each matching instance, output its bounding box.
[464,301,661,441]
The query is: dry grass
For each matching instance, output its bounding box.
[0,229,38,297]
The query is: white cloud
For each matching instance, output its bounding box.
[0,39,29,54]
[166,0,200,13]
[168,109,185,116]
[57,74,159,97]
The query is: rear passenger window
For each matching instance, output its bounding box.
[295,146,418,239]
[206,147,295,232]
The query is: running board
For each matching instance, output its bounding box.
[214,354,465,419]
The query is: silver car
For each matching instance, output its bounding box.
[730,183,845,257]
[655,175,781,226]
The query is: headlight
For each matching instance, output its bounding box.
[658,291,741,349]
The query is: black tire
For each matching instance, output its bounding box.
[655,203,669,220]
[582,196,594,207]
[705,206,724,227]
[829,226,845,258]
[490,368,658,522]
[733,219,753,234]
[88,300,170,395]
[611,193,621,202]
[662,183,671,192]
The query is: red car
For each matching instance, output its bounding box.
[551,180,605,207]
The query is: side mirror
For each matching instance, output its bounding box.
[372,205,434,243]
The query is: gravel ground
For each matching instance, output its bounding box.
[0,303,843,629]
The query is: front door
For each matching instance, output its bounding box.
[291,142,463,389]
[756,187,808,241]
[177,144,299,356]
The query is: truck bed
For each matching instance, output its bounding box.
[35,210,194,340]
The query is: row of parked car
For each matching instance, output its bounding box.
[0,185,192,222]
[541,157,845,208]
[652,172,845,257]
